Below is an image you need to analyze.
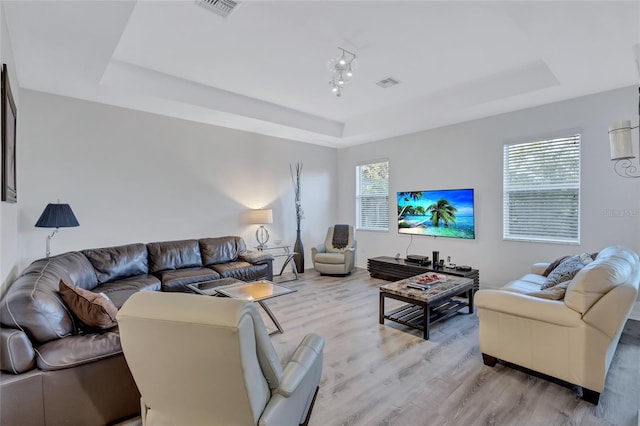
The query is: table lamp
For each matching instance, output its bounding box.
[247,209,273,248]
[35,203,80,258]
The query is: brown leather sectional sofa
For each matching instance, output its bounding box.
[0,236,273,425]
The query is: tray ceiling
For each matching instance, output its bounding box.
[5,1,640,147]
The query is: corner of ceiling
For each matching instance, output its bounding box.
[99,59,348,144]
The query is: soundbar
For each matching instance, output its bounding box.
[406,255,430,265]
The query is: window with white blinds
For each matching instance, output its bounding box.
[356,160,389,231]
[503,135,581,244]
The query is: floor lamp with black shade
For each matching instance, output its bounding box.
[35,203,79,258]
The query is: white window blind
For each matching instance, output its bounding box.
[356,160,389,231]
[503,135,580,244]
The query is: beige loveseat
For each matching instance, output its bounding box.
[475,246,640,404]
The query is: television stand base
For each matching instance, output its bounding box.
[367,256,479,291]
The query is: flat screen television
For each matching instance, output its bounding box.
[397,188,475,239]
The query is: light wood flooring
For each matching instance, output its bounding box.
[264,268,640,426]
[118,268,640,426]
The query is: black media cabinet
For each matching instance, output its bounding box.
[367,256,480,291]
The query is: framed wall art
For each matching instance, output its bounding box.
[2,63,17,203]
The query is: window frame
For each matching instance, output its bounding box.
[356,159,390,232]
[503,133,581,245]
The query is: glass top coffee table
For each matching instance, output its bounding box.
[187,279,296,335]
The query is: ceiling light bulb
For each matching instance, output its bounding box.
[328,47,357,97]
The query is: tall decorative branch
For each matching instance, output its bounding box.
[290,162,304,231]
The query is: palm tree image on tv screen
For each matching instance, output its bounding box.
[397,189,475,239]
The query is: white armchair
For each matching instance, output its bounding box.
[475,246,639,404]
[117,292,324,425]
[311,225,357,276]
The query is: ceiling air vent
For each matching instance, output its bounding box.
[376,77,400,89]
[197,0,240,18]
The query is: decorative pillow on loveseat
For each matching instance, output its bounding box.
[542,255,571,277]
[528,281,571,300]
[59,280,118,330]
[541,253,593,290]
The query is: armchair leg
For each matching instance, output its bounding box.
[581,388,600,405]
[300,386,319,426]
[482,353,497,367]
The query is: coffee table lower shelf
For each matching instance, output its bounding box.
[380,292,473,340]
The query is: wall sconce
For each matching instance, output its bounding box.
[247,209,273,248]
[35,202,80,258]
[608,87,640,178]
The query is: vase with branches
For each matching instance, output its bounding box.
[290,162,304,273]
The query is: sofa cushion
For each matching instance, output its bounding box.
[157,267,221,292]
[36,332,122,371]
[210,261,270,281]
[239,250,273,264]
[83,244,148,284]
[147,240,202,273]
[59,280,118,330]
[199,237,239,265]
[565,246,640,314]
[314,252,347,265]
[541,253,593,290]
[1,253,97,343]
[93,275,161,308]
[23,252,98,290]
[500,274,547,294]
[527,281,571,300]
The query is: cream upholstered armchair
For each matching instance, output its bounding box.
[311,225,357,276]
[117,292,324,426]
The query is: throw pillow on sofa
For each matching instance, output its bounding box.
[59,280,118,330]
[541,253,593,290]
[528,281,571,300]
[542,255,571,277]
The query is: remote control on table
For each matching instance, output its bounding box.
[407,283,430,290]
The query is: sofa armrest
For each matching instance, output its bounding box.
[0,328,36,374]
[475,289,581,327]
[583,284,638,339]
[311,245,325,261]
[531,263,550,275]
[238,250,274,265]
[276,333,324,397]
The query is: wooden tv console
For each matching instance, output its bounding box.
[367,256,480,291]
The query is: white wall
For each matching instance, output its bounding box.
[17,90,337,272]
[338,86,640,289]
[10,86,640,293]
[0,2,20,293]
